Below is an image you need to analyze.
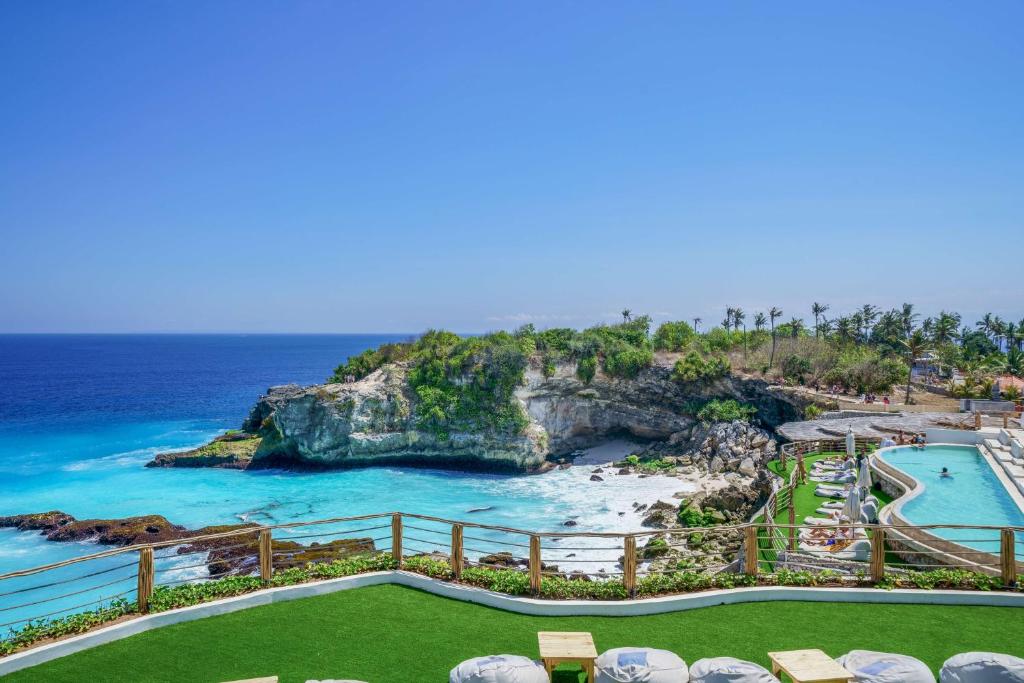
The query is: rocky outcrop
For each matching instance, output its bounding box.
[150,357,806,473]
[0,512,377,577]
[147,431,261,469]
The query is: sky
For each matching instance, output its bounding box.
[1,1,1021,333]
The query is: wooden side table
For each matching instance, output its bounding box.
[538,631,597,681]
[767,649,854,683]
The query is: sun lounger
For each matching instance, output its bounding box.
[815,487,847,498]
[798,538,870,561]
[803,516,841,526]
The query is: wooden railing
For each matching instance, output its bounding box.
[2,508,1022,638]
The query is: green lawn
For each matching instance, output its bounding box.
[8,584,1024,683]
[768,451,894,525]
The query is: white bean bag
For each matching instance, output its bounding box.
[940,652,1024,682]
[837,650,935,683]
[449,655,549,683]
[689,657,778,682]
[596,647,689,683]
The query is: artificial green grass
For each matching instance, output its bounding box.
[8,584,1024,683]
[770,451,894,526]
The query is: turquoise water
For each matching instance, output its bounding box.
[0,335,688,629]
[877,444,1024,559]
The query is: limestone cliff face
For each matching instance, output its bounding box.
[516,361,804,455]
[187,357,808,472]
[239,363,548,471]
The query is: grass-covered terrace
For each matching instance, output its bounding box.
[8,584,1024,682]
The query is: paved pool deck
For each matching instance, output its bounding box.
[777,411,1019,441]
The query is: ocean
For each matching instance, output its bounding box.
[0,334,686,626]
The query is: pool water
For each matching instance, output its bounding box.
[877,444,1024,558]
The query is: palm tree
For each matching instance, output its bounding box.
[723,307,735,333]
[899,303,919,339]
[818,318,834,338]
[692,317,702,333]
[768,307,782,368]
[753,312,767,332]
[788,317,804,339]
[811,302,829,338]
[733,308,747,358]
[835,316,856,345]
[933,311,962,346]
[859,304,879,341]
[621,309,632,323]
[1004,322,1019,354]
[977,313,996,341]
[901,330,930,405]
[992,317,1006,351]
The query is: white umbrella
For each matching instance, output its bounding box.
[857,458,872,493]
[842,486,861,523]
[845,427,856,457]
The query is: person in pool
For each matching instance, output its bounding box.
[913,433,926,449]
[939,467,953,478]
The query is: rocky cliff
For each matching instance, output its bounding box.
[151,357,808,472]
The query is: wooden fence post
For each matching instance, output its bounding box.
[787,494,796,551]
[137,546,154,614]
[259,528,273,585]
[529,535,541,595]
[392,513,403,568]
[1001,528,1016,586]
[744,525,759,577]
[870,527,885,583]
[975,412,982,430]
[623,536,637,597]
[451,524,464,580]
[779,446,787,472]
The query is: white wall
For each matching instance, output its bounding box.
[925,428,984,445]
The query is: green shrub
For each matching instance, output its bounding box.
[576,355,597,383]
[652,321,696,351]
[672,351,730,383]
[602,345,653,379]
[695,399,757,423]
[781,354,812,384]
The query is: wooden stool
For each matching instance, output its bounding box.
[538,631,597,682]
[767,649,854,683]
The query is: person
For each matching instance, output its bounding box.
[883,395,890,412]
[913,433,926,449]
[880,435,896,448]
[939,467,953,478]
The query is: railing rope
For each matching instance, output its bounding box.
[136,546,154,614]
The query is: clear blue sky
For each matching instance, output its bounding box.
[1,1,1021,333]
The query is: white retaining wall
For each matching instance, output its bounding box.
[3,570,1024,677]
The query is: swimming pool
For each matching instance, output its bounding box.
[876,444,1024,559]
